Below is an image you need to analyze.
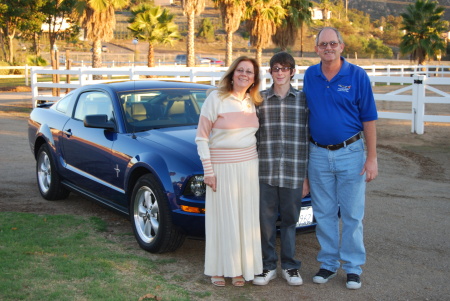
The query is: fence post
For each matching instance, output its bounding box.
[412,75,426,134]
[189,68,195,82]
[25,65,29,86]
[129,67,134,80]
[371,65,376,87]
[260,75,266,90]
[31,68,39,108]
[66,50,72,93]
[79,68,86,87]
[387,65,390,86]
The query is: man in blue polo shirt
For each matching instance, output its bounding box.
[303,27,378,290]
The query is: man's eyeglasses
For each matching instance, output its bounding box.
[317,41,340,50]
[271,67,292,73]
[235,68,254,75]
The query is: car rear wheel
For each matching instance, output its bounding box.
[36,144,70,200]
[130,174,185,253]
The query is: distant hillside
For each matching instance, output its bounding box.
[348,0,450,21]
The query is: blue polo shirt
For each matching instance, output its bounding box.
[303,57,378,146]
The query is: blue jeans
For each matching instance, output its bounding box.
[259,182,303,270]
[308,139,366,275]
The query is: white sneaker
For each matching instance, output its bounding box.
[282,269,303,286]
[253,269,277,285]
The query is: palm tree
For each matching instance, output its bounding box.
[400,0,447,65]
[128,4,180,68]
[244,0,285,66]
[272,0,312,56]
[76,0,128,72]
[214,0,245,66]
[181,0,206,67]
[319,0,331,25]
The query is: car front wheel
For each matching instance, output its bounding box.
[36,144,70,200]
[130,174,185,253]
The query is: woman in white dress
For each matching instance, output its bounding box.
[196,56,263,287]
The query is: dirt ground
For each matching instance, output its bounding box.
[0,92,449,301]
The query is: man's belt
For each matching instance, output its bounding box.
[310,133,362,151]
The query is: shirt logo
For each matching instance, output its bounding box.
[337,84,351,92]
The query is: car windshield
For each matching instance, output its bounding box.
[119,88,208,132]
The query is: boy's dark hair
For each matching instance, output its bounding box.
[269,51,296,80]
[269,51,296,69]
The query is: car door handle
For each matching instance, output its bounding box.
[63,129,72,137]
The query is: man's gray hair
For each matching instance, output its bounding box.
[315,27,344,45]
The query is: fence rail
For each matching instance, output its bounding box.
[28,65,450,135]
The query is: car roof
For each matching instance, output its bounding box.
[79,80,214,94]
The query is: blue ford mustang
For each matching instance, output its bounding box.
[28,80,315,253]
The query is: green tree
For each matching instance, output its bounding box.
[244,0,285,66]
[128,4,180,68]
[27,55,48,66]
[272,0,312,56]
[347,7,371,33]
[400,0,447,65]
[76,0,129,72]
[364,37,393,59]
[341,34,363,58]
[197,18,215,42]
[181,0,206,67]
[330,16,357,37]
[383,15,403,46]
[40,0,78,68]
[373,15,403,46]
[341,35,393,59]
[0,3,6,60]
[0,0,45,64]
[332,0,345,20]
[215,0,245,66]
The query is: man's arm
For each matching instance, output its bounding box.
[361,120,378,182]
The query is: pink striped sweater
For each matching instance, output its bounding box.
[195,90,259,177]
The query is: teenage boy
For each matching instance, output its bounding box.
[253,52,309,286]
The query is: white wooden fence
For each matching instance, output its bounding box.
[0,65,30,85]
[29,65,450,134]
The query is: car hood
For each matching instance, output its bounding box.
[137,126,202,169]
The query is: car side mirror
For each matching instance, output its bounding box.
[84,114,116,131]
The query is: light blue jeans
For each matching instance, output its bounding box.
[308,139,366,275]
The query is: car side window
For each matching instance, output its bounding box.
[74,92,114,122]
[53,93,73,114]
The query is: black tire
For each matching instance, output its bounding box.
[36,144,70,200]
[130,174,185,253]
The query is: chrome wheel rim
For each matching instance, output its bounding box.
[37,151,51,194]
[134,186,159,243]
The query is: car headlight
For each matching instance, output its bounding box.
[185,175,206,197]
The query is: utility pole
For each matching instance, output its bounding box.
[346,0,348,20]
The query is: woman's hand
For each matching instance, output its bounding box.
[204,175,217,192]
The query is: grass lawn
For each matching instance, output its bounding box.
[0,212,211,301]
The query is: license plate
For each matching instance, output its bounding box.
[297,206,313,227]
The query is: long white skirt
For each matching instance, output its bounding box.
[204,158,262,280]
